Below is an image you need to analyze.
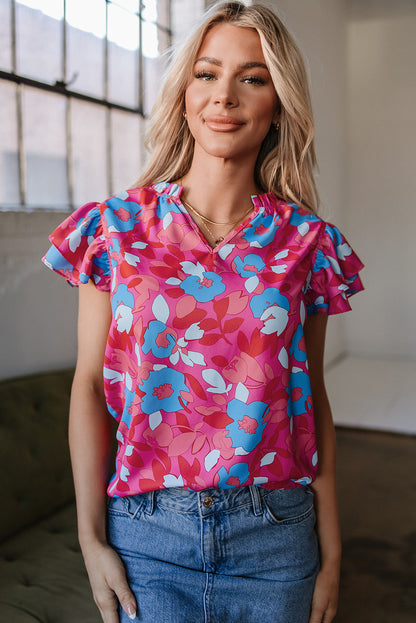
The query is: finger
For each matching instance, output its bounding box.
[309,603,324,623]
[94,588,120,623]
[112,579,137,620]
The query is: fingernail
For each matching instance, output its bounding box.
[127,604,136,620]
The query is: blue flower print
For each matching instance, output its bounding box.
[139,367,189,415]
[312,249,331,273]
[181,272,226,303]
[112,283,134,315]
[120,383,135,429]
[250,287,290,318]
[289,210,320,227]
[218,462,250,489]
[324,223,343,246]
[289,324,307,363]
[242,213,278,247]
[72,206,101,238]
[112,284,135,333]
[142,320,177,359]
[43,246,74,275]
[234,254,265,278]
[91,252,111,280]
[157,195,182,220]
[103,194,142,232]
[287,370,312,417]
[225,398,269,452]
[250,287,290,335]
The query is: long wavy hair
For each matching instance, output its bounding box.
[135,1,319,213]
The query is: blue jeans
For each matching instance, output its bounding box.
[107,486,319,622]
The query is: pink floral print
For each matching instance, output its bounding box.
[42,182,364,496]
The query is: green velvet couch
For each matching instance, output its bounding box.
[0,369,100,622]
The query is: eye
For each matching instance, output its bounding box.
[194,71,216,81]
[242,75,268,85]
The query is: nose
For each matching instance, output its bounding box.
[212,77,238,108]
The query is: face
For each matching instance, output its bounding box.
[185,23,279,164]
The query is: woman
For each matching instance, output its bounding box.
[43,2,364,622]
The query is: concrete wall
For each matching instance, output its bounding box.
[0,210,78,379]
[344,0,416,359]
[260,0,350,364]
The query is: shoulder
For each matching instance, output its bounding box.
[259,193,323,228]
[96,184,163,233]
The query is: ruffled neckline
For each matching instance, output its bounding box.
[153,181,283,217]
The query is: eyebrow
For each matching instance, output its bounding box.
[194,57,269,71]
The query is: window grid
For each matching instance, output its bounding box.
[0,0,174,211]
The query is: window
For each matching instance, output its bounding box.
[0,0,206,211]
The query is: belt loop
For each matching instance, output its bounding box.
[144,490,156,516]
[249,485,263,516]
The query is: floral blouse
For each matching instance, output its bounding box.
[42,182,364,496]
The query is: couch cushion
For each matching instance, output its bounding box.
[0,502,100,622]
[0,369,75,541]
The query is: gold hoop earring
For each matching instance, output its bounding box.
[273,122,280,130]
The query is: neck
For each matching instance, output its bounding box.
[180,150,260,222]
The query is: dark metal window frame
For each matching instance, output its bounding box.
[1,0,173,210]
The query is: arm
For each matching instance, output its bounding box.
[70,281,137,622]
[304,314,341,623]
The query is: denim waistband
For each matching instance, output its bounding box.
[118,485,309,519]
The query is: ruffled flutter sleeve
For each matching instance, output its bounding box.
[304,222,364,315]
[42,202,111,291]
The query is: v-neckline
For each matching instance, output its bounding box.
[171,184,262,254]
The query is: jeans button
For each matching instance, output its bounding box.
[202,496,214,509]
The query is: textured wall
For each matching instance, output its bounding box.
[256,0,350,364]
[345,0,416,358]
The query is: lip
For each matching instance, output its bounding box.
[204,116,245,131]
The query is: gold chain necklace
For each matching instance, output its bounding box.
[182,198,252,227]
[199,220,225,247]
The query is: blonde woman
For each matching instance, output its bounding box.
[43,2,364,622]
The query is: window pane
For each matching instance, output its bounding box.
[111,109,142,192]
[66,0,105,98]
[108,3,139,107]
[111,0,139,13]
[16,1,63,83]
[156,23,170,54]
[71,100,108,205]
[0,82,20,207]
[23,88,68,208]
[0,0,12,71]
[143,54,166,117]
[172,0,204,45]
[155,0,171,29]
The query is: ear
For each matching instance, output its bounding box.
[272,101,282,125]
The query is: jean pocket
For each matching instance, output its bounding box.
[107,494,146,519]
[263,488,315,526]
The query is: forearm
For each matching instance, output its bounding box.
[311,421,342,568]
[69,370,113,548]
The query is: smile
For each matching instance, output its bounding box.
[204,116,245,131]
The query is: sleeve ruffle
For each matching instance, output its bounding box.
[41,202,111,291]
[304,222,364,315]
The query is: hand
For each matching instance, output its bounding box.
[309,563,340,623]
[82,540,137,623]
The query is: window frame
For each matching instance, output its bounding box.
[0,0,174,211]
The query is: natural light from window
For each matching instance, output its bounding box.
[16,0,159,57]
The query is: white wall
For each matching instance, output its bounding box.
[0,211,78,379]
[345,0,416,359]
[260,0,350,364]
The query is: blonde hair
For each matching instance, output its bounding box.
[136,1,319,213]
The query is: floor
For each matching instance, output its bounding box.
[335,427,416,622]
[325,355,416,621]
